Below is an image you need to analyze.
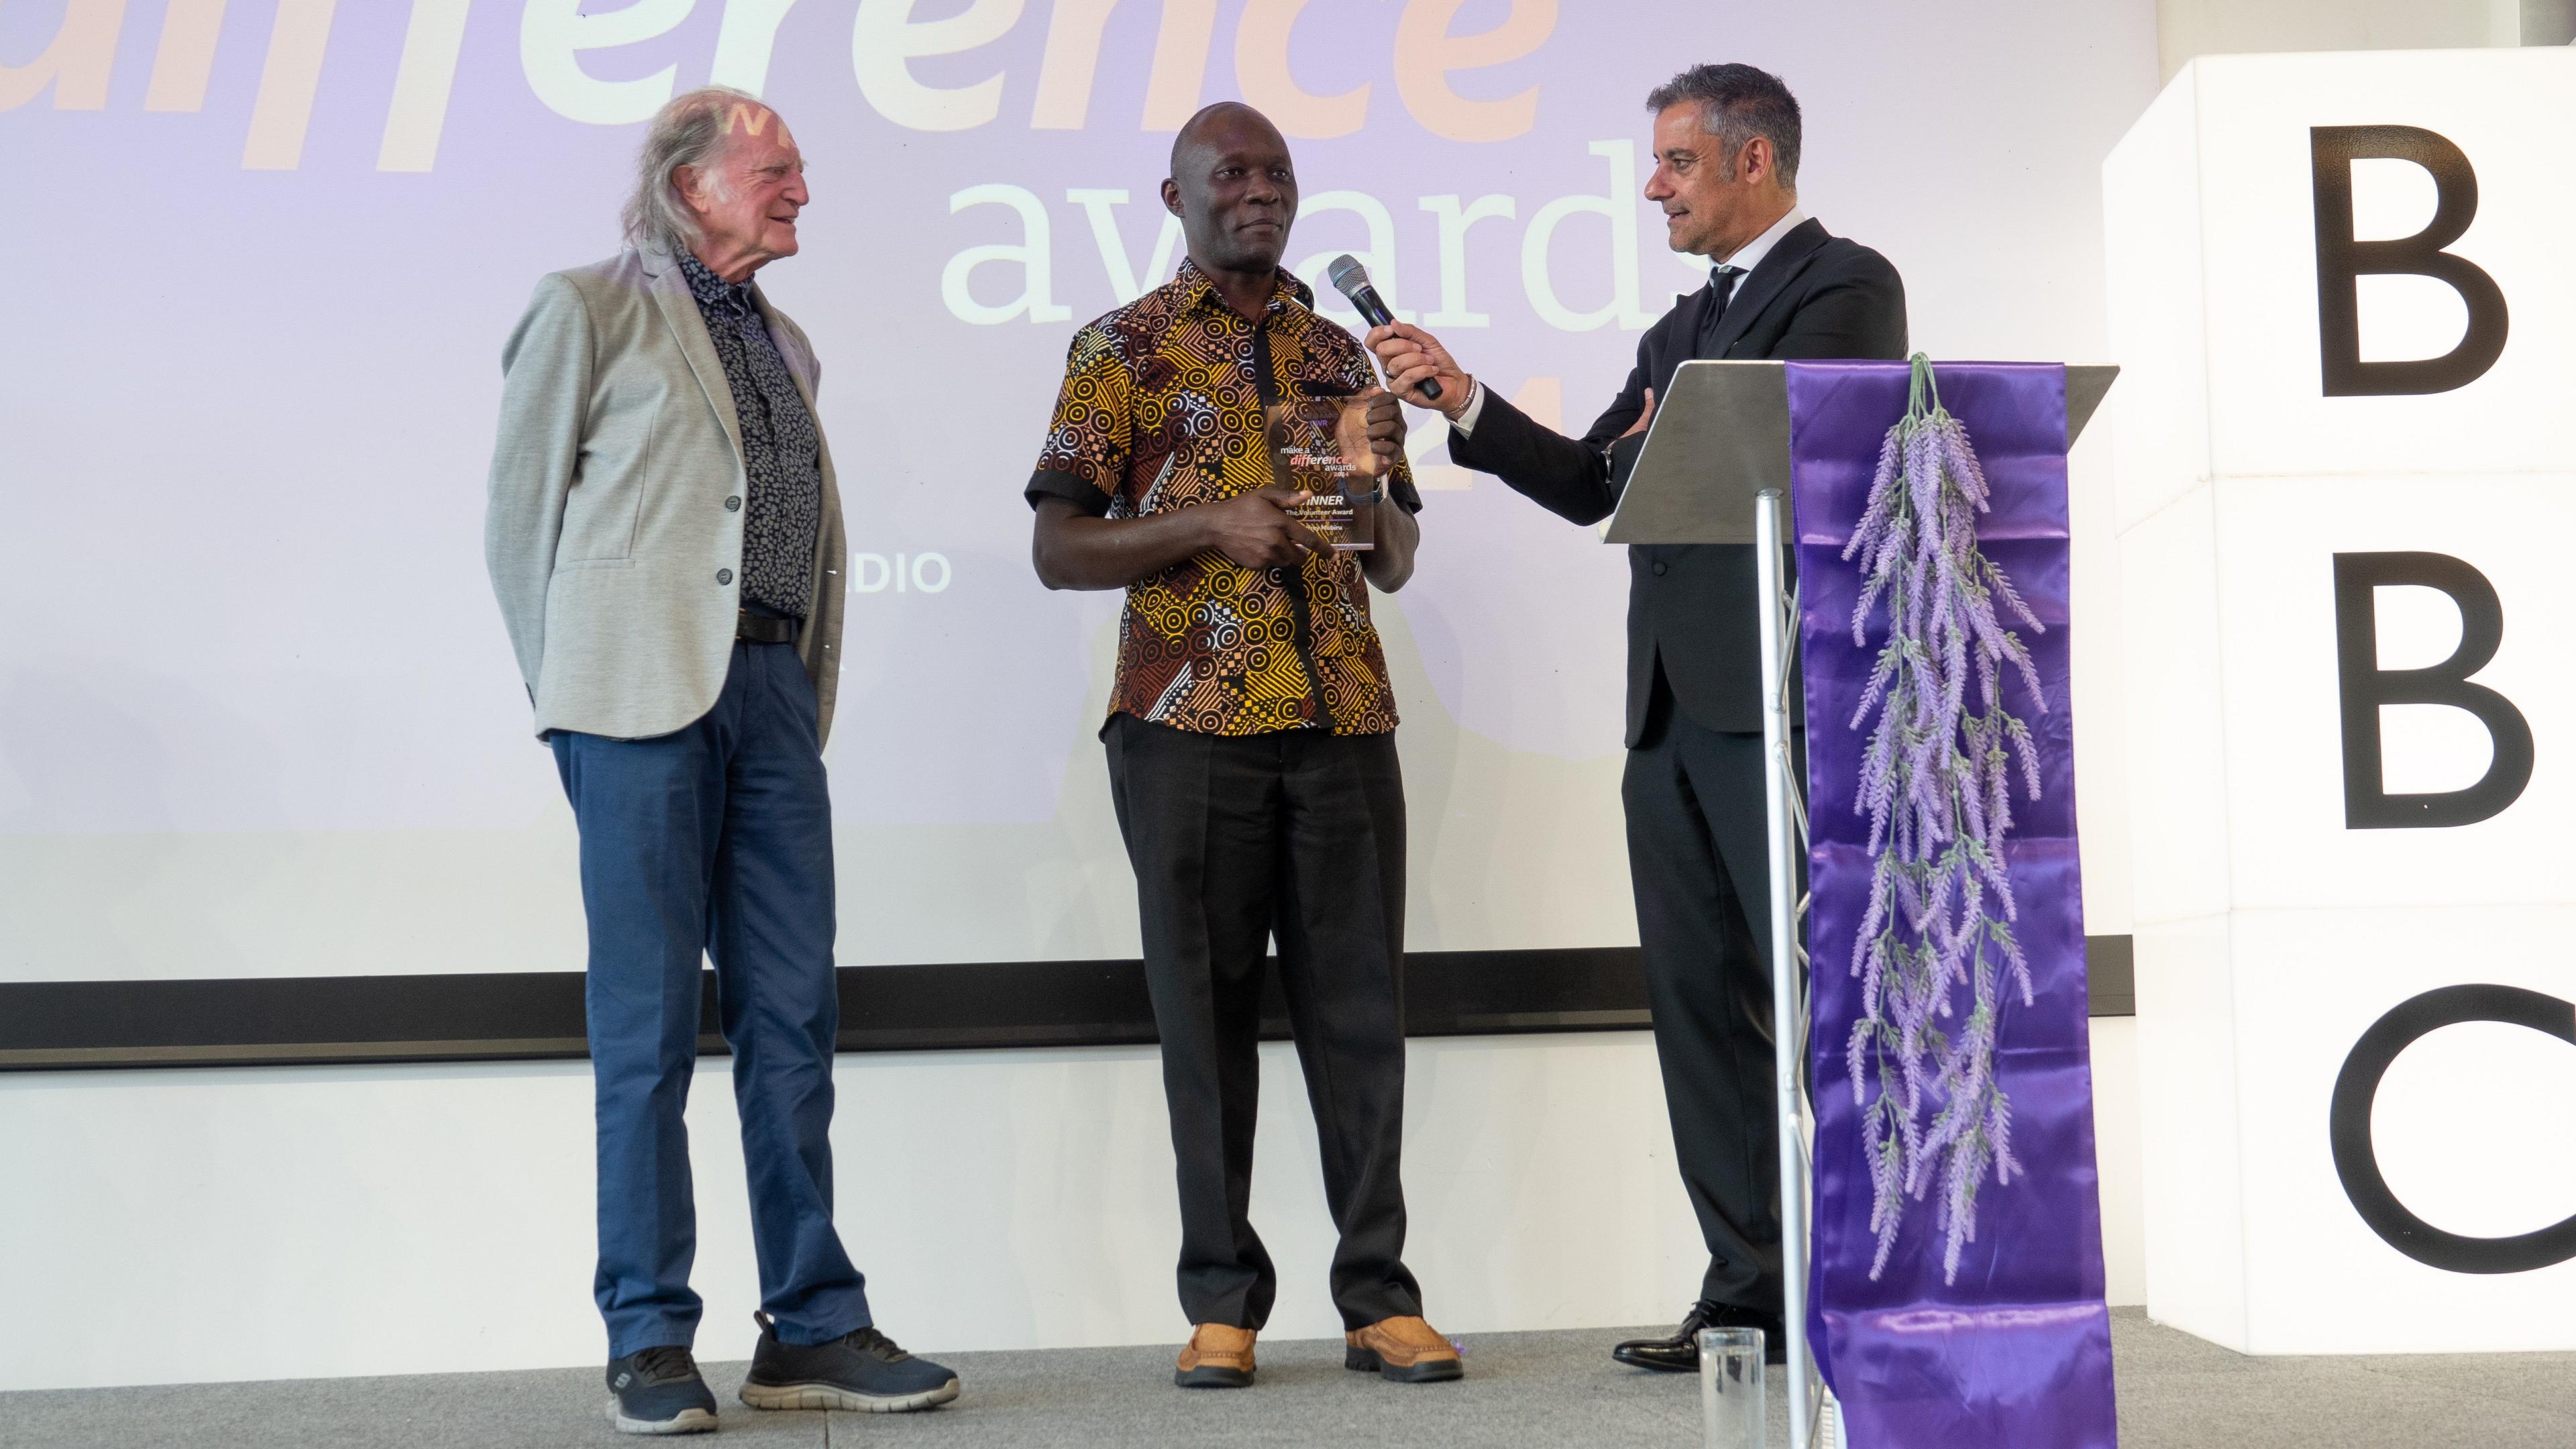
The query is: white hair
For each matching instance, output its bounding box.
[621,86,770,256]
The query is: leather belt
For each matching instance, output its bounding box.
[736,610,798,645]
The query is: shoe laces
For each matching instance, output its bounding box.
[835,1326,913,1362]
[631,1345,699,1383]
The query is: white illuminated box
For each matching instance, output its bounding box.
[2106,50,2576,1354]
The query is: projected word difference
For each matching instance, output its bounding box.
[2,0,1559,166]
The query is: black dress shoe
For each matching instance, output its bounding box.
[1611,1301,1788,1372]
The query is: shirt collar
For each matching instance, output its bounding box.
[678,251,761,320]
[1711,203,1809,282]
[1174,255,1313,321]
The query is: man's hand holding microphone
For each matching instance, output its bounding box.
[1364,323,1474,421]
[1367,321,1657,441]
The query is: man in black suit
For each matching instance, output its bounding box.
[1368,62,1907,1372]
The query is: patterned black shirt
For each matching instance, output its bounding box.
[678,253,822,618]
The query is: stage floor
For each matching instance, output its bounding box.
[9,1309,2574,1448]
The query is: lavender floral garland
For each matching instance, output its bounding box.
[1840,355,2048,1283]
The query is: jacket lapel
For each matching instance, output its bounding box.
[641,248,745,463]
[1663,282,1714,376]
[1706,217,1829,359]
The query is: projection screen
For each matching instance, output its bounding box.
[0,1,2149,1041]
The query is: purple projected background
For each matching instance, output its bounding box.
[0,1,2157,979]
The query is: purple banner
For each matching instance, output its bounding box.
[1785,362,2117,1448]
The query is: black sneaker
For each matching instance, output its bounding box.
[739,1311,961,1413]
[605,1345,718,1435]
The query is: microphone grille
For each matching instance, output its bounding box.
[1326,254,1370,297]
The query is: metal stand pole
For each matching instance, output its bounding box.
[1754,488,1820,1449]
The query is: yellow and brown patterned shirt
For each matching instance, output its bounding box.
[1027,259,1421,737]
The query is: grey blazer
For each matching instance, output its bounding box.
[484,246,848,743]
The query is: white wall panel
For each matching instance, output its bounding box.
[2110,48,2576,1353]
[0,1027,2151,1391]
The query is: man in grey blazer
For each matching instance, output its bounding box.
[484,87,956,1435]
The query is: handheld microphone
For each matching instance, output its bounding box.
[1327,254,1440,402]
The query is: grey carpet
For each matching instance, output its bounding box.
[5,1309,2573,1448]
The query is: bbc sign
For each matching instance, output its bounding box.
[2106,48,2576,1354]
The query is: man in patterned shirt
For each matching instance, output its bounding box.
[486,88,956,1434]
[1027,102,1458,1391]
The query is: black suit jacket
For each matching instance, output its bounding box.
[1448,217,1907,739]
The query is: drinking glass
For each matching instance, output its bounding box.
[1697,1326,1766,1449]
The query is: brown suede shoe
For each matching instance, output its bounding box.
[1344,1316,1464,1383]
[1175,1324,1256,1389]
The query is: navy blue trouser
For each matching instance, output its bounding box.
[551,639,871,1358]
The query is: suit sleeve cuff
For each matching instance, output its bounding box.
[1448,380,1487,439]
[1606,429,1647,484]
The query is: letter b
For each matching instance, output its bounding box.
[2332,551,2532,828]
[2310,125,2509,396]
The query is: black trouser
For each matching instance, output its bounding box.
[1623,677,1800,1313]
[1104,713,1423,1332]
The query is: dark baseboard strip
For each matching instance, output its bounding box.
[2087,934,2136,1018]
[0,938,2135,1073]
[0,1040,595,1070]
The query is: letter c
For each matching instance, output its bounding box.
[2330,984,2576,1274]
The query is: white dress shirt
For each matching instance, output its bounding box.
[1450,203,1811,437]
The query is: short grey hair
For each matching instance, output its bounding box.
[621,86,769,256]
[1646,64,1801,193]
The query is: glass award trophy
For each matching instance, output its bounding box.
[1264,395,1385,551]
